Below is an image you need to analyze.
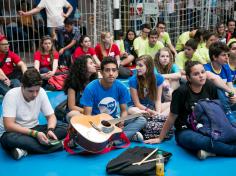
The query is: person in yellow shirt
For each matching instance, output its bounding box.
[156,21,177,57]
[228,38,236,55]
[175,29,198,52]
[138,30,164,59]
[176,39,201,70]
[133,23,151,56]
[197,31,218,64]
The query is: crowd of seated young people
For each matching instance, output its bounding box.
[3,3,236,162]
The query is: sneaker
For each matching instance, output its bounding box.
[197,150,216,160]
[11,148,28,160]
[65,139,77,148]
[131,132,144,142]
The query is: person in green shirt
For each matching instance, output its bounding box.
[133,23,151,56]
[175,29,198,52]
[197,31,218,64]
[138,30,164,59]
[156,21,177,57]
[176,39,201,70]
[228,38,236,55]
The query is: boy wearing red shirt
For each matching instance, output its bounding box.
[0,35,27,95]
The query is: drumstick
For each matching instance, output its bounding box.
[132,158,157,165]
[132,155,167,165]
[135,148,158,166]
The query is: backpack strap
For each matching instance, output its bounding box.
[0,52,8,68]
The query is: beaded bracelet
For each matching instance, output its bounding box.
[28,130,39,138]
[34,131,39,138]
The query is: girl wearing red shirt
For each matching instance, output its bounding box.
[34,35,59,80]
[73,35,100,67]
[95,32,121,65]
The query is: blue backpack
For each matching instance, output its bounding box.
[188,99,236,142]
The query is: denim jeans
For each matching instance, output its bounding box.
[0,79,21,96]
[40,67,50,74]
[123,116,147,139]
[217,89,230,112]
[0,123,68,154]
[59,49,73,67]
[175,129,236,156]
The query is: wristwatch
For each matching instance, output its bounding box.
[47,128,55,133]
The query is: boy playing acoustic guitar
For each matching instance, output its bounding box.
[80,57,147,142]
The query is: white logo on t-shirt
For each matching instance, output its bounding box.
[5,57,11,62]
[98,97,117,115]
[108,52,115,57]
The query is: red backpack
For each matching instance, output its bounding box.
[48,67,68,90]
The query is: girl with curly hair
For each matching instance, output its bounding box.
[34,35,59,80]
[128,55,170,116]
[63,55,97,122]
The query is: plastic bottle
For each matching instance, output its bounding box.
[156,151,164,176]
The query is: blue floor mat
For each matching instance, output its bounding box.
[0,91,236,176]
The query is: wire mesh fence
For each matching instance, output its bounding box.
[0,0,234,64]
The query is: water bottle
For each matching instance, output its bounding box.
[156,151,164,176]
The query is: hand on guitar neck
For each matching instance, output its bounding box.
[116,121,124,128]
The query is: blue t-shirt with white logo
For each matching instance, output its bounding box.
[204,63,232,83]
[80,79,130,118]
[128,73,164,107]
[229,65,236,83]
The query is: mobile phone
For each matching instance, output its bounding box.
[48,139,60,145]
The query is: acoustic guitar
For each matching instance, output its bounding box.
[69,113,143,153]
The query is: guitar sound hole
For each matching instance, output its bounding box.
[101,120,111,127]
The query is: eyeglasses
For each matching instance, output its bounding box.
[158,26,166,29]
[0,43,9,46]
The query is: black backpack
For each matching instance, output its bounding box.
[106,146,172,176]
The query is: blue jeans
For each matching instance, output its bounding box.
[0,79,20,96]
[217,89,236,112]
[123,116,147,139]
[40,67,50,74]
[59,49,73,67]
[217,89,236,125]
[217,89,230,112]
[0,123,67,154]
[175,129,236,156]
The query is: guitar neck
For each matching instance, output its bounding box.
[108,113,144,125]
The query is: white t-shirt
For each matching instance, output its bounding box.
[0,87,54,137]
[37,0,70,27]
[166,0,175,14]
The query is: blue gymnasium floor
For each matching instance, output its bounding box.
[0,91,236,176]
